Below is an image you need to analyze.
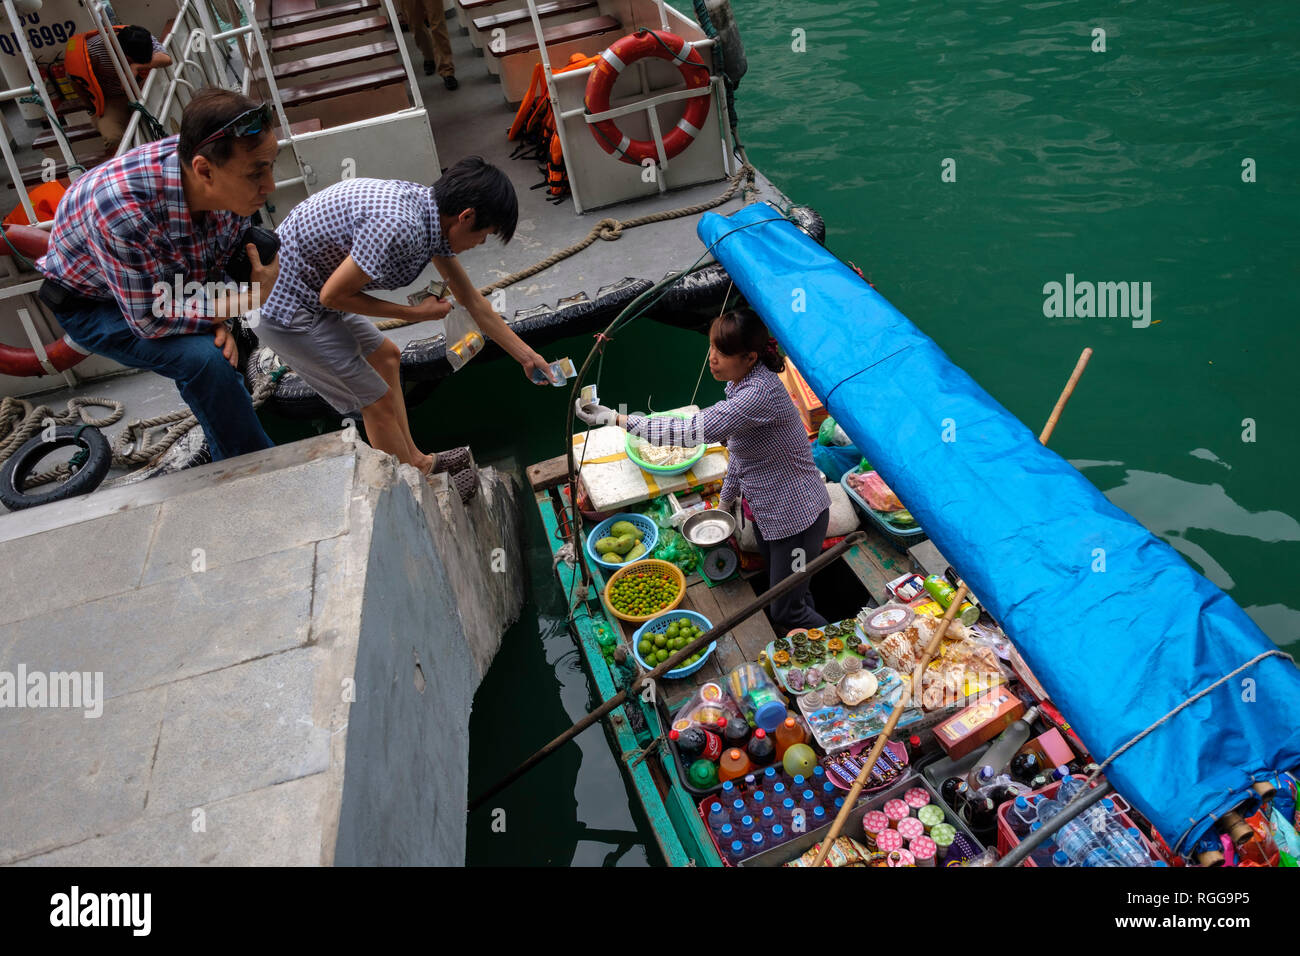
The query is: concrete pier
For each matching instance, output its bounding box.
[0,433,524,865]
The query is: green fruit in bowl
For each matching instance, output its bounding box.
[610,521,640,538]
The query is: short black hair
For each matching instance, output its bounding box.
[118,25,154,66]
[178,87,269,167]
[433,156,518,244]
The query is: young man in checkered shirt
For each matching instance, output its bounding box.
[254,158,557,493]
[37,88,280,462]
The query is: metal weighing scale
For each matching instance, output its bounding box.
[667,494,740,587]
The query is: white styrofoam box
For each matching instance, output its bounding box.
[576,405,728,512]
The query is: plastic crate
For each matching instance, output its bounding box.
[696,766,844,866]
[996,775,1159,867]
[584,511,659,571]
[840,465,928,550]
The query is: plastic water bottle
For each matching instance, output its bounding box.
[1101,825,1151,867]
[763,766,779,784]
[731,798,746,823]
[811,806,827,828]
[770,823,787,846]
[718,823,735,847]
[772,782,787,802]
[1057,767,1085,802]
[1051,850,1074,867]
[1039,799,1115,866]
[822,782,838,803]
[749,832,766,857]
[760,806,777,834]
[792,775,807,791]
[726,839,746,864]
[1027,821,1056,867]
[739,814,757,836]
[750,790,767,813]
[812,766,828,787]
[720,780,736,800]
[1083,798,1119,832]
[800,789,820,812]
[707,802,728,832]
[833,797,846,813]
[781,797,797,825]
[1009,796,1037,837]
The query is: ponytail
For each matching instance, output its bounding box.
[710,307,786,373]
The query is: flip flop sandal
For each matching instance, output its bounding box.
[430,446,472,475]
[449,467,479,504]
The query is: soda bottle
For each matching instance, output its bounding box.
[671,725,722,763]
[718,748,752,783]
[906,734,924,763]
[965,796,998,844]
[688,759,718,790]
[747,728,776,767]
[1009,751,1046,784]
[940,776,965,808]
[774,716,808,761]
[721,716,751,751]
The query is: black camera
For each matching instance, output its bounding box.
[225,226,280,283]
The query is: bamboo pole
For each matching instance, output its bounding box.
[1039,347,1092,445]
[811,583,968,865]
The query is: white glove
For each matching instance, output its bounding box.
[574,398,619,428]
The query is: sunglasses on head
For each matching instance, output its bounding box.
[196,103,272,150]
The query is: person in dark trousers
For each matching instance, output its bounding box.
[401,0,457,88]
[36,88,280,462]
[575,308,833,634]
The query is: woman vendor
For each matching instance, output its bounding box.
[575,308,832,633]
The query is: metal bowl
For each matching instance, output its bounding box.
[680,508,736,548]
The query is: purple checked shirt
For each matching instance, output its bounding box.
[626,364,830,540]
[36,135,247,338]
[261,177,453,327]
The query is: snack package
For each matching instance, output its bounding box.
[786,836,879,868]
[668,682,743,736]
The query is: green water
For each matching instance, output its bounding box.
[273,0,1300,865]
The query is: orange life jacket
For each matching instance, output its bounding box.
[507,53,600,200]
[64,25,128,117]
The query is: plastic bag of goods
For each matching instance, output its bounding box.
[668,682,744,736]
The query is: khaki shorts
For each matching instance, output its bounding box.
[255,309,390,414]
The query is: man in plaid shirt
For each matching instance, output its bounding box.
[37,88,280,461]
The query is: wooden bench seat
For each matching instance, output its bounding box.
[278,65,408,108]
[32,124,100,151]
[266,0,379,30]
[472,0,595,31]
[270,16,390,54]
[257,40,398,82]
[491,14,619,57]
[5,153,111,190]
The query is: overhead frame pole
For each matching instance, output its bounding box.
[524,0,583,212]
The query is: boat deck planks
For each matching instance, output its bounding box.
[527,453,572,493]
[842,529,913,605]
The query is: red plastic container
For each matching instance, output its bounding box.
[996,775,1164,866]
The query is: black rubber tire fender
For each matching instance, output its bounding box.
[0,425,112,511]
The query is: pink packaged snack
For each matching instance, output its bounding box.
[876,828,904,853]
[910,835,937,866]
[883,799,910,825]
[897,816,925,842]
[886,848,916,867]
[904,787,931,811]
[861,811,890,850]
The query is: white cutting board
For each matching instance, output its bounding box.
[575,405,729,512]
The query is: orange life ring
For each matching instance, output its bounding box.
[584,29,712,165]
[0,225,92,377]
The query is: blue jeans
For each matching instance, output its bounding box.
[56,301,273,462]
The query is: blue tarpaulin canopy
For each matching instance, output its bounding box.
[698,202,1300,852]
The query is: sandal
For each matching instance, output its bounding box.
[430,446,472,475]
[449,467,479,503]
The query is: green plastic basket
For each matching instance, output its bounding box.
[625,412,706,475]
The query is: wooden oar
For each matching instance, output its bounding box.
[811,584,968,865]
[811,347,1095,866]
